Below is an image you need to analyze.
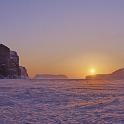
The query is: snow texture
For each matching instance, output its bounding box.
[0,79,124,124]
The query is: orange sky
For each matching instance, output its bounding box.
[1,0,124,78]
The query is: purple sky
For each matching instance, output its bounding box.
[0,0,124,78]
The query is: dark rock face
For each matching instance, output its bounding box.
[34,74,68,79]
[86,68,124,80]
[9,51,20,78]
[19,66,28,79]
[0,44,10,78]
[0,44,28,79]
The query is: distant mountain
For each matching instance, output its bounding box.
[86,68,124,80]
[111,68,124,79]
[34,74,68,79]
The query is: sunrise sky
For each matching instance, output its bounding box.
[0,0,124,78]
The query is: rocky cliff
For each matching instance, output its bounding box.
[9,51,20,78]
[0,44,28,79]
[0,44,10,78]
[19,66,29,79]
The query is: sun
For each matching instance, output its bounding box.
[89,68,96,75]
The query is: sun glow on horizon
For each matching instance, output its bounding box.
[89,68,96,75]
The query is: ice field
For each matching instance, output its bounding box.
[0,79,124,124]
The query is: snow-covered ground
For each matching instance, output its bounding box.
[0,79,124,124]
